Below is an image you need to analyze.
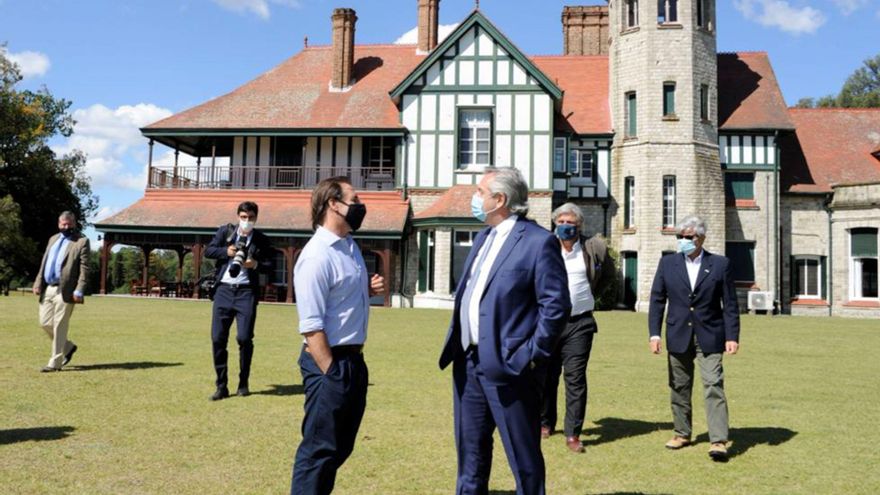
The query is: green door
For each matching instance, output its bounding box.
[622,252,638,310]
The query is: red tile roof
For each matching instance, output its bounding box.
[533,56,611,135]
[413,185,478,220]
[95,189,410,234]
[781,108,880,193]
[144,45,425,131]
[718,52,794,131]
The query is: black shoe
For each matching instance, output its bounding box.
[236,387,250,397]
[40,366,60,373]
[62,345,78,367]
[210,387,230,401]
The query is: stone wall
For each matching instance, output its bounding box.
[829,183,880,318]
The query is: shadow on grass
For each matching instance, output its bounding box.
[0,426,75,445]
[66,362,183,371]
[582,417,673,447]
[695,426,797,460]
[253,384,304,396]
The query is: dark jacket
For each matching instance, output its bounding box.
[648,250,740,354]
[34,232,90,304]
[204,224,273,288]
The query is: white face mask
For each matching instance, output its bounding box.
[239,220,254,233]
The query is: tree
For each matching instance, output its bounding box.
[0,195,39,294]
[0,47,97,281]
[795,54,880,108]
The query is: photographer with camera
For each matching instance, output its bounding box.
[204,201,272,401]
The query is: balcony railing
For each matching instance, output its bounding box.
[148,166,396,191]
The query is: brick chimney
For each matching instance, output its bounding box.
[417,0,440,54]
[331,8,357,90]
[562,5,609,56]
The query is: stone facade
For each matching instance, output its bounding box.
[829,183,880,318]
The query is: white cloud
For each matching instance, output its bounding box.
[54,103,174,191]
[211,0,301,20]
[394,23,460,45]
[2,48,51,78]
[832,0,869,15]
[90,205,122,223]
[733,0,826,34]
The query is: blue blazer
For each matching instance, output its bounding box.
[439,217,571,383]
[648,250,740,354]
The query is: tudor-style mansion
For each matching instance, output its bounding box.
[96,0,880,317]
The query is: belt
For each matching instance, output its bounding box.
[221,283,252,290]
[46,283,60,287]
[303,344,364,357]
[569,310,593,322]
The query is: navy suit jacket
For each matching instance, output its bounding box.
[439,216,571,383]
[648,250,740,354]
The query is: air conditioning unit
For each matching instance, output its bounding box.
[747,291,774,311]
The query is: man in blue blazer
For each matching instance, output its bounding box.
[439,167,571,495]
[648,215,740,462]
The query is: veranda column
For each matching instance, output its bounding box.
[99,238,112,295]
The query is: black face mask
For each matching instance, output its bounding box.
[340,201,367,232]
[60,228,75,237]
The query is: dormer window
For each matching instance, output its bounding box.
[658,0,678,23]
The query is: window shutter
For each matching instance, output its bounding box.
[789,256,796,299]
[624,178,632,228]
[418,230,428,292]
[820,256,827,300]
[851,228,878,257]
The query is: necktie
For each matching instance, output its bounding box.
[459,228,497,351]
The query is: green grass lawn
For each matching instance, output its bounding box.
[1,295,878,494]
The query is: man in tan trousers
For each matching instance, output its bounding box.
[33,211,90,372]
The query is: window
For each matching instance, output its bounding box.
[569,149,595,183]
[626,92,638,138]
[624,176,636,229]
[663,83,676,117]
[792,256,823,299]
[726,241,756,283]
[658,0,677,23]
[458,109,492,169]
[553,138,567,173]
[662,175,676,228]
[626,0,639,28]
[418,230,436,292]
[452,230,479,291]
[700,84,709,121]
[366,137,394,171]
[724,172,755,205]
[850,228,879,299]
[697,0,708,28]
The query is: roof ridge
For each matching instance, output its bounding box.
[531,54,608,59]
[304,43,418,49]
[718,51,767,55]
[789,107,880,112]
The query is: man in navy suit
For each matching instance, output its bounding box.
[439,167,570,495]
[648,215,740,462]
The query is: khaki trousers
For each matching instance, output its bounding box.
[668,335,729,443]
[39,285,76,369]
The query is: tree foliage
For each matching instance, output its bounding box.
[795,54,880,108]
[0,195,39,293]
[0,46,97,281]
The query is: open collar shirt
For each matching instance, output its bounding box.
[294,226,370,347]
[466,215,518,345]
[685,250,704,291]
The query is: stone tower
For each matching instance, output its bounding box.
[608,0,724,311]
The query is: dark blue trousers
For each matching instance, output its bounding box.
[291,348,368,495]
[453,348,545,495]
[210,284,257,389]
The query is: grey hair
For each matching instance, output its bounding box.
[676,215,707,237]
[59,211,77,222]
[551,202,584,226]
[484,166,529,216]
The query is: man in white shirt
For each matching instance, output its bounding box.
[540,203,613,453]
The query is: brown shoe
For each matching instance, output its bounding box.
[566,436,584,453]
[665,436,692,449]
[540,426,552,439]
[709,442,729,462]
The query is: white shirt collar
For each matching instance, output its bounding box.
[562,239,582,257]
[314,225,346,246]
[684,249,704,265]
[492,214,518,236]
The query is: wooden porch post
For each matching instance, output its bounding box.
[146,139,154,188]
[382,246,392,307]
[99,237,112,295]
[286,245,296,304]
[196,156,201,188]
[211,143,217,188]
[142,247,152,287]
[173,148,180,184]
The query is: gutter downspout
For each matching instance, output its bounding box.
[824,193,833,316]
[774,130,781,314]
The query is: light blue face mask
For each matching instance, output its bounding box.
[678,238,697,255]
[471,193,487,222]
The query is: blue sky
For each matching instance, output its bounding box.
[2,0,878,242]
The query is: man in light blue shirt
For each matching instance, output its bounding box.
[290,176,383,495]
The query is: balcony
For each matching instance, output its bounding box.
[148,166,396,191]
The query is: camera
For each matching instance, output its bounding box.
[227,239,252,278]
